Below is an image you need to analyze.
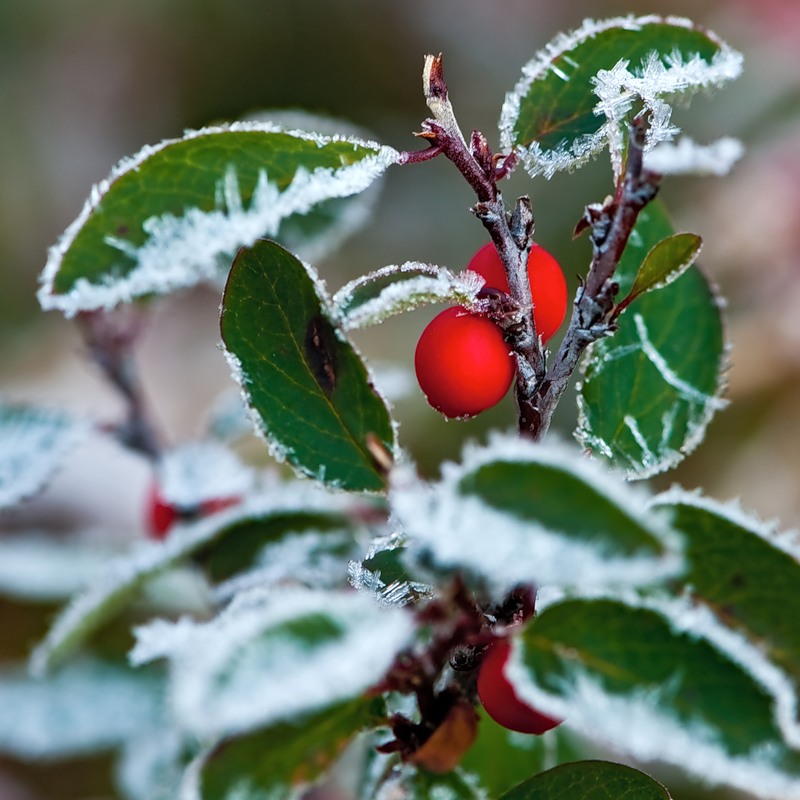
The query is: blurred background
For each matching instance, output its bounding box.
[1,0,799,797]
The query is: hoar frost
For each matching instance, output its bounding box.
[130,587,414,738]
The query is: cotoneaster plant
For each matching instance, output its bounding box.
[7,13,800,800]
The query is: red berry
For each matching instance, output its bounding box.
[146,483,177,540]
[466,241,568,343]
[477,638,562,735]
[414,306,515,418]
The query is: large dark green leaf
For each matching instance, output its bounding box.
[500,16,740,177]
[513,597,800,796]
[576,202,726,479]
[394,436,682,598]
[654,491,800,688]
[499,761,671,800]
[196,698,382,800]
[221,239,395,492]
[38,123,397,316]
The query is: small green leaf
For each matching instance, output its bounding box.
[394,436,682,599]
[0,404,89,509]
[38,123,398,316]
[514,597,800,796]
[655,491,800,687]
[221,239,395,492]
[331,262,482,330]
[196,697,383,800]
[498,760,671,800]
[622,232,703,307]
[31,489,356,674]
[500,16,741,177]
[576,202,727,479]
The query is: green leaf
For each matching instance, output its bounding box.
[0,404,89,509]
[131,587,413,739]
[393,435,682,599]
[498,760,671,800]
[622,232,703,306]
[38,123,398,316]
[30,488,356,675]
[462,709,584,797]
[331,262,482,330]
[500,16,741,177]
[513,597,800,796]
[576,201,727,479]
[654,490,800,688]
[196,697,382,800]
[221,239,396,492]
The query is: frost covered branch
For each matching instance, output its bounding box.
[527,115,662,440]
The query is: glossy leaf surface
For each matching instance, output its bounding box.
[221,239,395,492]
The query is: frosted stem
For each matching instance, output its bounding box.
[418,55,546,427]
[527,116,662,440]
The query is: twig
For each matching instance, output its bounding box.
[78,308,162,460]
[525,115,662,440]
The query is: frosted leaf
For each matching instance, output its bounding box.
[0,404,89,509]
[392,434,682,599]
[499,15,743,179]
[645,136,745,176]
[591,48,744,178]
[38,121,399,317]
[130,587,414,738]
[117,727,187,800]
[0,536,111,602]
[508,591,800,799]
[0,659,162,759]
[30,480,357,676]
[156,440,255,508]
[331,263,484,330]
[213,528,357,602]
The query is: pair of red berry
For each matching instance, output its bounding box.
[415,242,567,418]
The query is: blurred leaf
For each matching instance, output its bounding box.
[0,659,162,760]
[621,232,703,307]
[498,760,671,799]
[655,491,800,687]
[514,597,800,796]
[394,436,682,598]
[0,404,89,509]
[196,697,383,800]
[500,16,737,177]
[221,239,395,492]
[38,124,397,316]
[31,488,357,675]
[576,202,726,479]
[131,587,413,739]
[374,766,486,799]
[331,262,482,330]
[461,709,584,797]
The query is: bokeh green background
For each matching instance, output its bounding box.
[1,1,799,797]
